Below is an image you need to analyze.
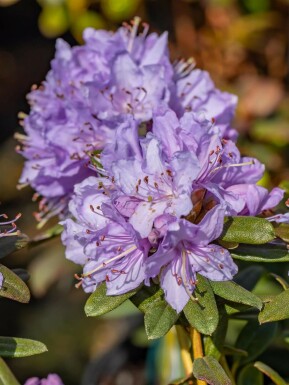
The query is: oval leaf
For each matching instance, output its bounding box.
[204,310,228,360]
[144,297,178,339]
[259,289,289,324]
[237,364,264,385]
[254,361,287,385]
[210,281,263,310]
[220,217,275,245]
[85,282,138,317]
[183,276,218,336]
[0,233,29,259]
[231,244,289,263]
[0,337,47,358]
[193,356,232,385]
[235,320,277,364]
[0,265,30,303]
[0,357,20,385]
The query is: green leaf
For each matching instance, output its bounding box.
[204,308,227,360]
[219,217,275,244]
[0,337,47,358]
[237,364,264,385]
[270,273,289,290]
[275,224,289,243]
[85,282,139,317]
[254,361,287,385]
[234,266,265,291]
[193,356,232,385]
[183,275,218,335]
[235,320,277,364]
[259,289,289,324]
[0,357,20,385]
[0,233,29,259]
[223,346,248,357]
[0,265,30,303]
[130,284,162,313]
[144,296,178,339]
[210,281,263,310]
[231,244,289,263]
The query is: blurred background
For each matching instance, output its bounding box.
[0,0,289,384]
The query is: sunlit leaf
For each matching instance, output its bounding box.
[85,282,138,317]
[254,361,287,385]
[0,357,20,385]
[259,289,289,323]
[210,281,263,310]
[220,217,275,245]
[0,337,47,358]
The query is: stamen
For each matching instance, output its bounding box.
[127,16,141,52]
[81,244,137,278]
[210,160,255,175]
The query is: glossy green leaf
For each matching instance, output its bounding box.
[0,337,47,358]
[204,309,227,360]
[0,357,20,385]
[0,265,30,303]
[193,356,232,385]
[0,233,28,259]
[231,244,289,263]
[219,217,275,244]
[210,281,263,310]
[235,320,277,364]
[237,364,264,385]
[183,275,218,335]
[259,289,289,323]
[85,282,139,317]
[144,297,178,339]
[254,361,287,385]
[234,266,265,291]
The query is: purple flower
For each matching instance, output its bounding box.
[17,18,173,223]
[24,374,64,385]
[146,205,238,312]
[61,177,150,294]
[171,62,238,140]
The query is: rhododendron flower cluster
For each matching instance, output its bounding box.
[18,19,286,312]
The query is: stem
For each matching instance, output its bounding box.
[220,356,236,385]
[190,328,206,385]
[175,325,193,377]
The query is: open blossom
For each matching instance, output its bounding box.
[24,374,64,385]
[17,18,173,223]
[146,205,238,312]
[61,177,150,294]
[60,104,285,312]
